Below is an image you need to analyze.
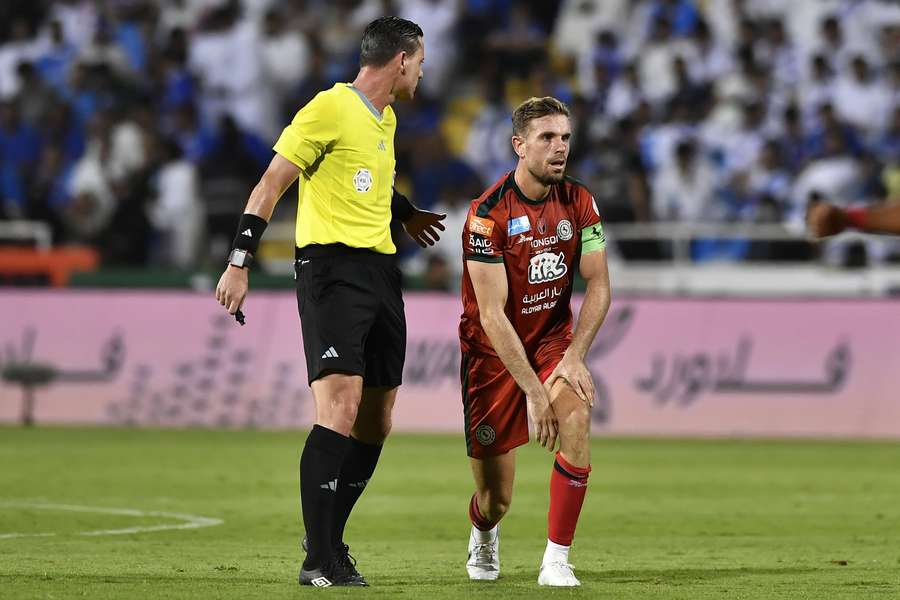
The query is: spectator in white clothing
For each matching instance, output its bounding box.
[259,8,311,101]
[606,62,644,120]
[0,19,42,100]
[148,137,204,268]
[639,15,679,106]
[833,54,892,137]
[652,138,717,221]
[400,0,460,96]
[800,54,836,121]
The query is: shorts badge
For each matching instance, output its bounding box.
[475,424,496,446]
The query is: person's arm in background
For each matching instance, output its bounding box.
[808,199,900,237]
[215,154,300,315]
[392,188,447,247]
[467,260,559,451]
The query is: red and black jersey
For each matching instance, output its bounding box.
[459,171,604,357]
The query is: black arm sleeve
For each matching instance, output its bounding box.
[391,188,416,223]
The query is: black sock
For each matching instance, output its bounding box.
[300,425,350,569]
[331,437,383,549]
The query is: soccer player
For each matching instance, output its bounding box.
[808,200,900,237]
[459,97,611,587]
[215,17,445,587]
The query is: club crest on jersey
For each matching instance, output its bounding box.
[557,220,573,241]
[353,168,372,193]
[469,216,495,236]
[528,251,568,284]
[507,215,531,236]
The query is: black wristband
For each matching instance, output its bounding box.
[391,188,416,223]
[232,213,268,254]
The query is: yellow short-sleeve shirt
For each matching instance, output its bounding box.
[273,83,397,254]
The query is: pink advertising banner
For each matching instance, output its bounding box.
[2,291,899,438]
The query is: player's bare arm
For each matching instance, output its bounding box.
[807,199,900,238]
[544,249,611,407]
[467,259,558,451]
[215,154,300,315]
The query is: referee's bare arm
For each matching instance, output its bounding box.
[216,154,301,315]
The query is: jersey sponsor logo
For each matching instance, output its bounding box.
[353,168,373,193]
[521,299,558,315]
[537,218,547,235]
[377,139,385,151]
[515,234,533,245]
[531,235,558,249]
[528,251,568,284]
[508,215,531,236]
[475,424,496,446]
[468,233,493,254]
[522,286,563,305]
[469,216,495,236]
[557,220,573,241]
[241,229,253,237]
[319,478,338,491]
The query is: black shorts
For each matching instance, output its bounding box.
[295,244,406,388]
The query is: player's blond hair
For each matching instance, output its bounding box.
[512,96,570,137]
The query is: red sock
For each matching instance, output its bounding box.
[468,493,497,531]
[548,452,591,546]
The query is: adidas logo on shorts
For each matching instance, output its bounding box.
[321,346,339,359]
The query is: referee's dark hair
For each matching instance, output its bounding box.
[359,16,423,67]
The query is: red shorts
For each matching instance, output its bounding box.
[460,339,569,459]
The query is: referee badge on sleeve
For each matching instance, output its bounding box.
[353,168,373,193]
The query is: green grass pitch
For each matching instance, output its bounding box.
[1,427,899,599]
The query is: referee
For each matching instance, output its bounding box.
[215,17,444,587]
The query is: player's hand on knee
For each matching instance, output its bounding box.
[545,352,595,407]
[526,386,558,451]
[215,266,249,315]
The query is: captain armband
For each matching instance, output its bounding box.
[581,223,606,254]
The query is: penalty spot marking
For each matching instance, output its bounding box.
[0,501,223,540]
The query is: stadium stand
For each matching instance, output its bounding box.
[0,0,898,291]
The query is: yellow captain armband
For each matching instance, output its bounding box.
[581,223,606,254]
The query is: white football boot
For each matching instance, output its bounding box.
[465,524,500,580]
[538,560,580,586]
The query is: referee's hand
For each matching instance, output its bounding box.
[403,208,447,247]
[216,265,249,316]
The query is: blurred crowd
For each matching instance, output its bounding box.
[0,0,899,284]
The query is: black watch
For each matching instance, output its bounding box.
[228,248,254,269]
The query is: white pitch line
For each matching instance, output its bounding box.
[0,532,56,540]
[0,501,223,538]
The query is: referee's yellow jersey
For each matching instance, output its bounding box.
[273,83,397,254]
